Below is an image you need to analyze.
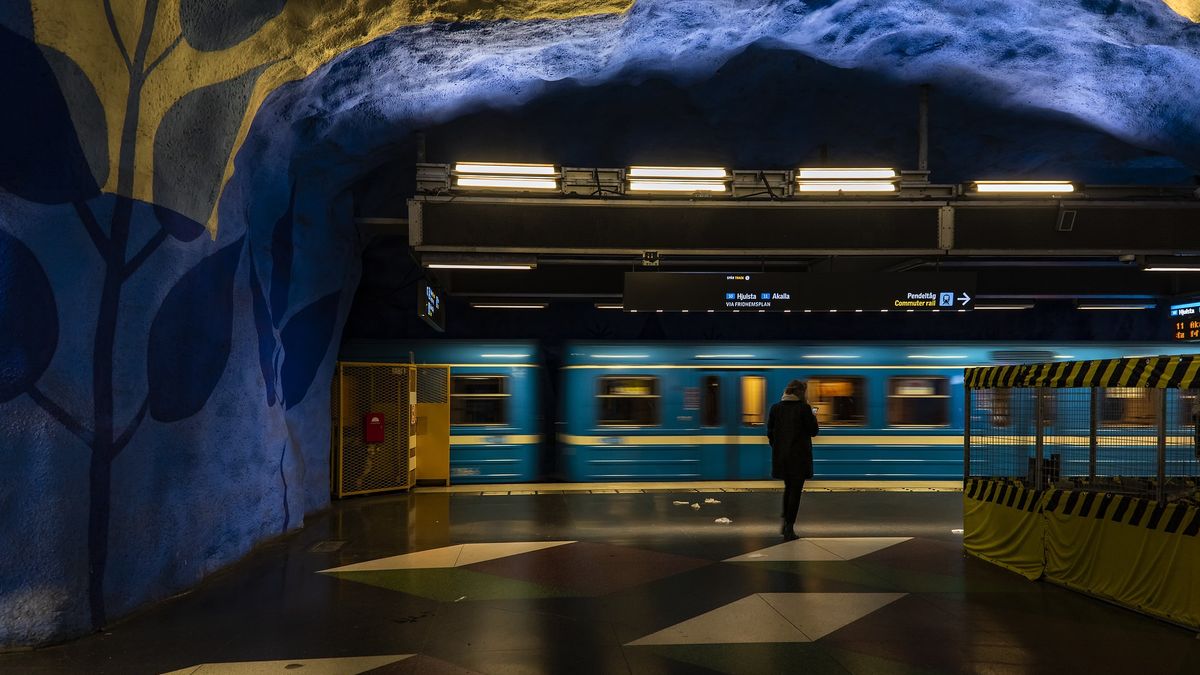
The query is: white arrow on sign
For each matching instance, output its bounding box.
[958,292,972,306]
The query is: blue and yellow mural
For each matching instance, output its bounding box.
[0,0,1197,648]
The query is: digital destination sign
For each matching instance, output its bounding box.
[418,279,445,332]
[1169,299,1200,341]
[623,272,977,312]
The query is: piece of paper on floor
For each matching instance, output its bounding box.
[715,517,732,524]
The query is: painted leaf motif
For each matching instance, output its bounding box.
[248,248,278,407]
[153,65,265,227]
[146,237,244,422]
[0,25,98,203]
[0,229,59,402]
[153,204,207,242]
[280,291,341,409]
[180,0,286,51]
[269,183,295,325]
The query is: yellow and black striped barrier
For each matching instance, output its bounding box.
[965,354,1200,389]
[965,478,1200,630]
[963,478,1047,580]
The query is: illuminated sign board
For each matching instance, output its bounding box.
[623,272,976,312]
[418,279,445,332]
[1169,299,1200,341]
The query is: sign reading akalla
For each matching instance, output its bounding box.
[623,272,977,312]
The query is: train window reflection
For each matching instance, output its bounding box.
[887,377,949,427]
[701,376,721,427]
[978,388,1056,427]
[1100,388,1156,426]
[742,376,766,425]
[598,376,660,426]
[451,375,509,426]
[808,377,866,426]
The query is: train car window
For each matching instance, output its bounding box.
[450,375,509,426]
[741,376,766,425]
[701,376,721,427]
[887,377,950,426]
[977,389,1055,427]
[1100,387,1156,426]
[597,376,660,426]
[808,377,866,426]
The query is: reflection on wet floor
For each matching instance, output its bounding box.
[3,490,1199,674]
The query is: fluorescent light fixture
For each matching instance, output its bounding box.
[1145,267,1200,272]
[470,303,547,309]
[802,354,861,359]
[454,162,557,175]
[975,304,1034,310]
[797,168,896,180]
[427,263,534,270]
[626,166,729,194]
[796,182,897,193]
[481,353,528,358]
[452,162,559,192]
[696,354,755,359]
[454,176,558,190]
[595,303,624,310]
[591,354,649,359]
[1076,303,1155,310]
[908,354,968,359]
[627,180,728,193]
[1055,355,1075,359]
[973,180,1075,194]
[628,166,729,179]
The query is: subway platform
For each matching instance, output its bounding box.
[3,485,1199,675]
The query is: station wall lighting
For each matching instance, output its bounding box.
[1055,355,1076,359]
[595,303,624,310]
[427,263,535,270]
[423,254,537,270]
[1076,303,1155,310]
[802,354,861,359]
[908,354,968,359]
[470,303,548,309]
[626,166,730,193]
[591,354,649,359]
[1144,267,1200,272]
[452,162,559,191]
[696,354,755,359]
[481,353,529,358]
[975,304,1035,310]
[973,180,1075,194]
[796,167,898,193]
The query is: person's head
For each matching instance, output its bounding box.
[785,379,806,399]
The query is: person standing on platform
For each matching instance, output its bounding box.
[768,379,820,541]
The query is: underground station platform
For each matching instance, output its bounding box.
[4,484,1199,675]
[8,2,1200,674]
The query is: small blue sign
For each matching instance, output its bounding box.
[760,293,771,300]
[938,292,954,307]
[725,293,736,300]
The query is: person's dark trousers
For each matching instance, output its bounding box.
[781,478,805,527]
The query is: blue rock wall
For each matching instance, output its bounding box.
[1,0,1198,649]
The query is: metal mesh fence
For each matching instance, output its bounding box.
[416,366,449,404]
[968,383,1200,505]
[334,364,413,497]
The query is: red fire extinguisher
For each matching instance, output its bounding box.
[363,412,385,443]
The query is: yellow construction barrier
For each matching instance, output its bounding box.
[964,478,1200,630]
[1043,490,1200,630]
[963,478,1046,580]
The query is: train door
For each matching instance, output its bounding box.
[736,373,770,478]
[699,372,771,479]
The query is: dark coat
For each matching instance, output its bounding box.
[767,399,820,480]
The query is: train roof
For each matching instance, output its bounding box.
[340,339,540,366]
[559,341,1200,367]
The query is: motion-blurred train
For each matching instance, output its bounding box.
[338,341,1200,483]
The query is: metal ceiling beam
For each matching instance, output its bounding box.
[409,196,1200,257]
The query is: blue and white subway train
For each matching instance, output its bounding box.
[340,340,1200,483]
